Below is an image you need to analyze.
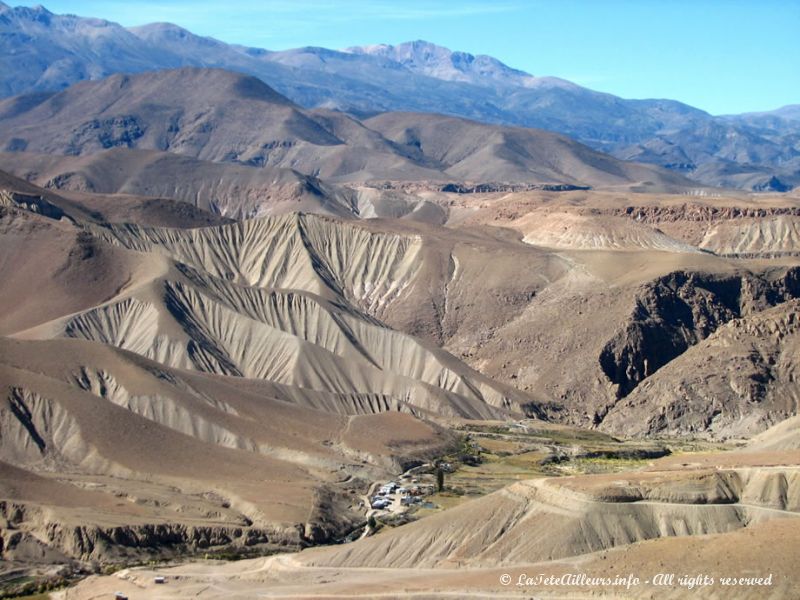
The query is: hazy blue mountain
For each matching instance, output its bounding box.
[0,3,184,96]
[734,105,800,123]
[0,2,797,190]
[343,40,548,88]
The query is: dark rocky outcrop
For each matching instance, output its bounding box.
[599,299,800,439]
[598,268,800,407]
[0,189,68,220]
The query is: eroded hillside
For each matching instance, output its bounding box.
[1,167,800,597]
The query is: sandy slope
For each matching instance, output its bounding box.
[0,202,156,335]
[8,213,531,417]
[512,211,698,252]
[748,415,800,451]
[297,460,800,570]
[0,149,361,220]
[58,447,800,599]
[0,200,533,565]
[0,335,455,560]
[4,178,800,439]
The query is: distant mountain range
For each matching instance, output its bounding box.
[0,68,692,196]
[0,2,798,190]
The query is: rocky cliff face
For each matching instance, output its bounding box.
[599,268,800,400]
[0,189,67,220]
[600,300,800,439]
[614,204,800,224]
[596,268,800,437]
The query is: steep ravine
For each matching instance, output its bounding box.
[595,267,800,427]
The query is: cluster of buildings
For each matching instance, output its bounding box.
[369,477,432,511]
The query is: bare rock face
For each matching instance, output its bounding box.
[600,299,800,439]
[0,188,67,220]
[598,268,800,406]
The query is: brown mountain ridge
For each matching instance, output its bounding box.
[0,68,696,190]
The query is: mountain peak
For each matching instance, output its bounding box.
[344,40,539,88]
[126,67,297,106]
[129,21,193,37]
[2,2,53,23]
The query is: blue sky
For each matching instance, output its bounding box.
[21,0,800,115]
